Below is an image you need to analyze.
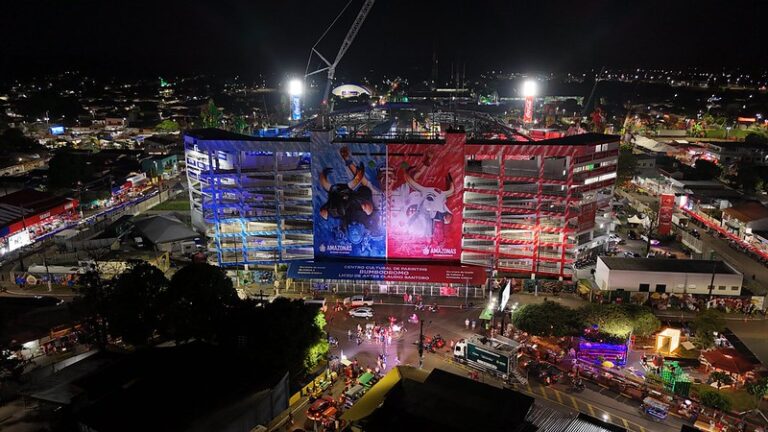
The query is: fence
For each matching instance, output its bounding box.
[287,279,487,298]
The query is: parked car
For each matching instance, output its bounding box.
[306,396,336,421]
[343,295,374,307]
[348,307,374,319]
[628,231,639,240]
[690,229,700,239]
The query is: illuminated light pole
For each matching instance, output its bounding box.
[288,79,304,122]
[522,80,537,124]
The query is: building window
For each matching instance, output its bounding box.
[732,286,739,291]
[639,283,650,292]
[718,285,726,291]
[655,284,666,293]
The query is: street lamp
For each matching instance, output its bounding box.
[521,80,537,124]
[287,79,304,122]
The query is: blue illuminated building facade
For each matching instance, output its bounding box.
[185,129,314,266]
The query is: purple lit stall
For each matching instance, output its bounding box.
[577,328,629,366]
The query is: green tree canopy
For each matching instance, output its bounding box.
[581,304,633,337]
[709,371,733,389]
[162,263,238,343]
[692,309,725,349]
[48,151,94,189]
[155,119,180,133]
[699,390,731,411]
[693,159,722,180]
[512,301,583,337]
[621,304,661,337]
[107,262,169,346]
[200,99,222,129]
[617,143,638,184]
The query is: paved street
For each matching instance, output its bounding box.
[319,298,686,432]
[692,225,768,294]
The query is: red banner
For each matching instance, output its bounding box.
[386,133,464,260]
[523,96,534,123]
[658,194,675,236]
[578,201,597,232]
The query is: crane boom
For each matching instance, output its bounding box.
[306,0,376,114]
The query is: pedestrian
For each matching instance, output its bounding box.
[465,318,470,329]
[471,320,476,329]
[450,339,455,348]
[288,411,294,425]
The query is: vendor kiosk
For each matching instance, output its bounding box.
[641,397,669,421]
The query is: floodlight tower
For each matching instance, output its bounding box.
[288,79,304,121]
[522,80,537,124]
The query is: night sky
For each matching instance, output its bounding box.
[1,0,767,80]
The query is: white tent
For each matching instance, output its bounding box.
[627,215,651,228]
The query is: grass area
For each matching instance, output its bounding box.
[692,383,758,412]
[703,128,754,140]
[152,197,191,211]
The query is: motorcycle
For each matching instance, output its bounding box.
[428,303,439,313]
[414,303,425,311]
[328,336,339,347]
[408,313,420,324]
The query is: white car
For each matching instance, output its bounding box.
[348,307,374,319]
[343,295,374,307]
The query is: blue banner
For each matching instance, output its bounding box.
[311,142,387,259]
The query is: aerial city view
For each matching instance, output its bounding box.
[2,1,768,431]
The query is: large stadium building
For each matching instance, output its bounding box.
[185,125,618,293]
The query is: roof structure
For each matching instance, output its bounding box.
[358,368,534,432]
[598,257,737,274]
[701,348,756,375]
[0,189,74,229]
[723,201,768,223]
[132,214,198,245]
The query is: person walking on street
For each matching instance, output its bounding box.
[465,318,470,329]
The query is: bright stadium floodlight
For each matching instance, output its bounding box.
[522,80,537,97]
[288,78,304,96]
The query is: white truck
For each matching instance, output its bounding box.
[453,334,527,384]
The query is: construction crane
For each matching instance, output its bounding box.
[305,0,375,118]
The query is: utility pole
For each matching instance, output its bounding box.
[418,319,424,369]
[708,259,717,298]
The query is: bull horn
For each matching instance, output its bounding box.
[446,173,455,196]
[348,163,365,189]
[320,168,332,192]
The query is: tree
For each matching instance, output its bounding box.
[155,119,180,133]
[692,309,725,349]
[693,159,722,180]
[617,143,638,185]
[0,128,45,153]
[622,304,661,337]
[512,301,583,337]
[48,151,94,189]
[107,262,169,346]
[709,371,733,389]
[699,390,732,411]
[734,159,760,194]
[199,99,222,129]
[746,377,768,407]
[231,116,249,135]
[70,270,111,348]
[162,263,239,343]
[581,304,633,337]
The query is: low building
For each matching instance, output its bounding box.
[132,214,199,254]
[594,257,743,296]
[140,154,178,179]
[342,367,534,432]
[22,343,289,432]
[0,189,79,256]
[721,201,768,241]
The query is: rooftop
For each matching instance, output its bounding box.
[0,189,75,229]
[354,367,534,432]
[723,201,768,222]
[598,257,738,274]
